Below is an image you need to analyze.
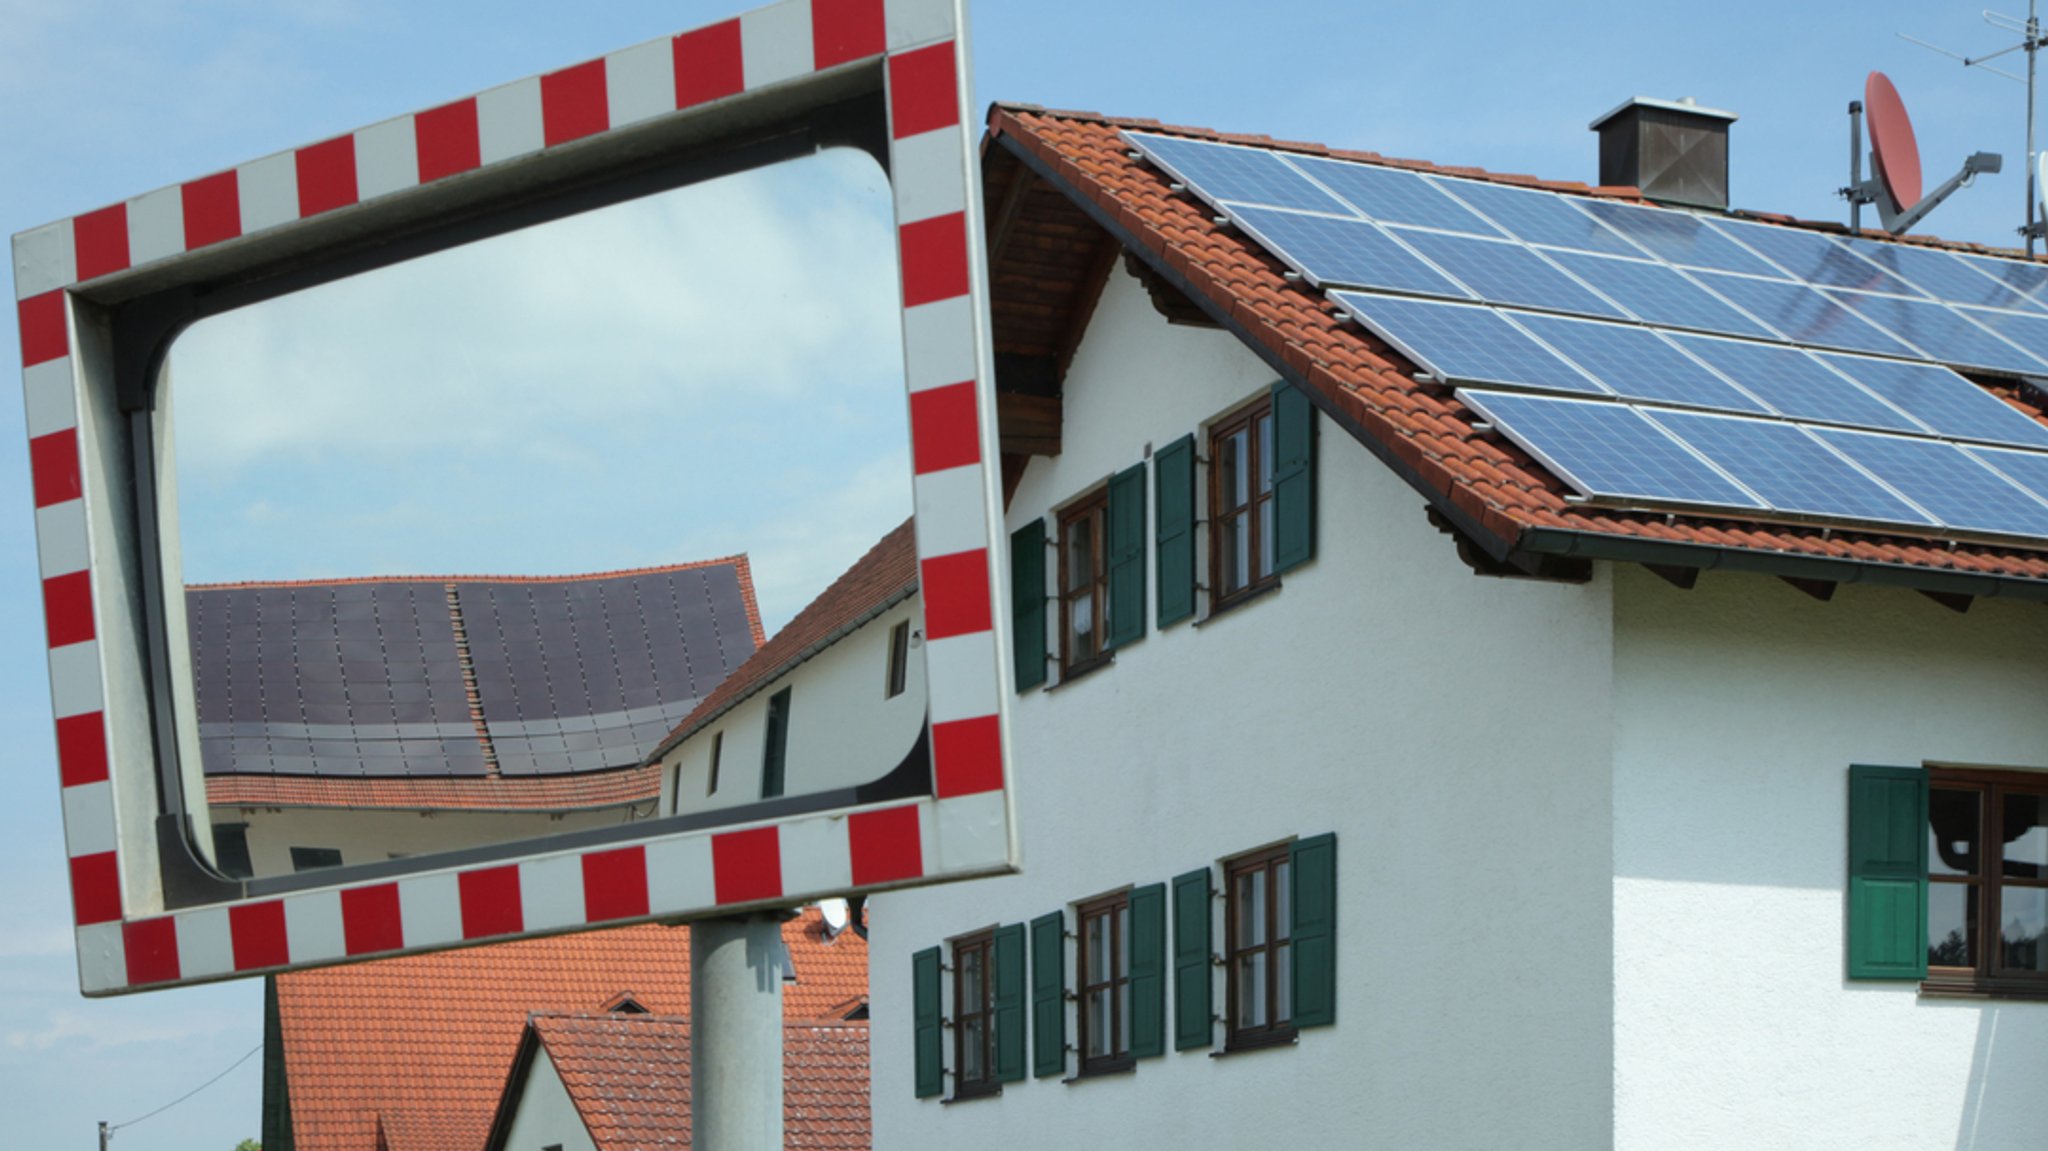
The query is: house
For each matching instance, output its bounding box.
[193,557,762,879]
[262,906,867,1151]
[479,1013,869,1151]
[861,101,2048,1149]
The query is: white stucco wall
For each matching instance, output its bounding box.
[663,597,925,814]
[1611,566,2048,1151]
[870,266,1618,1149]
[500,1048,597,1151]
[223,804,642,879]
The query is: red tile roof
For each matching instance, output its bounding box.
[486,1014,869,1151]
[647,520,918,763]
[274,909,867,1151]
[206,763,662,812]
[989,105,2048,596]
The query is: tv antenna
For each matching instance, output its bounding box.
[1898,2,2046,254]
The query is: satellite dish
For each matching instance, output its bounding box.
[820,898,850,935]
[1865,71,1925,210]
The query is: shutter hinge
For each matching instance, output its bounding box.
[1063,991,1078,1002]
[1209,955,1226,968]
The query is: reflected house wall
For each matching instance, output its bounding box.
[194,559,762,878]
[656,520,924,815]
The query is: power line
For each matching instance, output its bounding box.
[105,1042,263,1134]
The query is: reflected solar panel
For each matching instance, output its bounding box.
[1847,241,2038,312]
[1513,314,1768,411]
[1709,219,1918,295]
[1125,131,1352,214]
[1647,410,1936,525]
[1329,292,1603,392]
[1812,428,2048,537]
[1815,353,2048,449]
[1228,206,1469,295]
[1458,389,1764,507]
[1541,251,1774,337]
[1667,335,1922,432]
[1287,155,1502,234]
[1391,229,1626,317]
[1823,291,2046,375]
[1430,177,1637,254]
[1574,199,1781,276]
[1970,446,2048,508]
[1688,273,1912,356]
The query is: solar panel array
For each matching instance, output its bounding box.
[1127,130,2048,542]
[189,562,756,781]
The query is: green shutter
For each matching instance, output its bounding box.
[1290,833,1337,1028]
[1172,867,1213,1051]
[1270,380,1316,575]
[1106,463,1147,650]
[1128,883,1167,1058]
[1010,519,1047,691]
[1154,435,1196,628]
[1846,765,1929,981]
[993,923,1027,1082]
[912,946,943,1098]
[1030,911,1066,1078]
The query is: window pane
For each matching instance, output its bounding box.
[1275,861,1292,942]
[961,948,984,1012]
[1086,989,1111,1057]
[1275,940,1292,1024]
[1257,412,1275,495]
[2003,792,2048,880]
[1117,975,1130,1055]
[1237,952,1267,1028]
[1929,787,1979,877]
[1258,496,1275,578]
[1236,870,1266,947]
[1065,518,1093,593]
[1116,905,1130,978]
[2000,886,2048,972]
[1225,513,1251,593]
[962,1018,986,1081]
[1929,882,1976,968]
[1219,428,1249,511]
[1086,913,1108,982]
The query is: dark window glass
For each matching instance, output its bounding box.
[1225,844,1295,1050]
[761,688,791,799]
[707,731,723,797]
[886,620,910,699]
[1059,489,1110,676]
[1210,399,1277,606]
[212,822,254,880]
[1078,892,1132,1074]
[952,930,999,1098]
[290,846,343,873]
[1928,770,2048,992]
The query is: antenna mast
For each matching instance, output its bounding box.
[1900,2,2047,255]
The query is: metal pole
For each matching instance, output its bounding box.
[690,913,784,1151]
[2028,0,2039,256]
[98,1121,109,1151]
[1850,100,1866,234]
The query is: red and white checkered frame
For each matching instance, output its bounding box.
[13,0,1015,996]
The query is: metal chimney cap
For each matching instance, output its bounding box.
[1589,95,1739,131]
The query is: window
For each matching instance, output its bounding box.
[951,930,999,1098]
[1209,397,1277,606]
[1077,892,1133,1074]
[1927,767,2048,994]
[1225,844,1294,1050]
[1059,488,1110,675]
[886,620,910,699]
[706,731,723,797]
[212,822,253,879]
[761,688,791,799]
[290,846,343,873]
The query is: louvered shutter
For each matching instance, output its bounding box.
[912,946,943,1098]
[1846,765,1929,980]
[1031,911,1067,1078]
[1129,883,1167,1058]
[1172,867,1213,1050]
[993,923,1027,1082]
[1106,463,1147,650]
[1010,519,1047,691]
[1154,435,1196,627]
[1290,833,1337,1028]
[1270,381,1316,574]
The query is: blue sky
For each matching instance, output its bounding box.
[1,0,2037,1144]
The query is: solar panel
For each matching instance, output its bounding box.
[1390,228,1626,317]
[1689,273,1914,357]
[1572,199,1782,276]
[1429,177,1638,255]
[1814,353,2048,450]
[1227,206,1470,296]
[1708,219,1919,296]
[1647,409,1935,526]
[1511,313,1768,412]
[1954,251,2048,313]
[1812,428,2048,537]
[1846,241,2039,312]
[1458,389,1764,508]
[1666,335,1923,433]
[1124,132,1352,214]
[1823,291,2046,375]
[1329,293,1605,393]
[1948,306,2048,373]
[1540,251,1774,338]
[1287,155,1502,235]
[1970,445,2048,509]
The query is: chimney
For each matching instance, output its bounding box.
[1590,96,1737,211]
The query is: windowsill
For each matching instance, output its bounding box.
[1195,579,1282,627]
[942,1082,1003,1104]
[1064,1057,1135,1084]
[1919,974,2048,1003]
[1212,1028,1298,1058]
[1046,653,1114,692]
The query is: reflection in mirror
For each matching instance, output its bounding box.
[167,146,913,884]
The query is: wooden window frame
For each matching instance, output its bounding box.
[1925,765,2048,1000]
[950,929,1000,1099]
[886,619,911,699]
[1223,843,1296,1051]
[761,688,791,800]
[1076,892,1133,1076]
[1057,487,1111,678]
[1207,396,1278,611]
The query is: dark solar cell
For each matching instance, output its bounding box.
[623,684,663,711]
[1330,292,1605,393]
[1814,428,2048,537]
[1127,131,1356,213]
[1823,291,2047,376]
[1390,229,1627,318]
[1815,353,2048,450]
[1540,251,1775,338]
[1458,389,1764,508]
[1689,273,1914,357]
[1972,446,2048,508]
[1573,199,1781,276]
[1430,177,1637,254]
[1229,206,1471,295]
[1288,155,1503,234]
[1646,410,1935,526]
[1665,336,1922,433]
[1513,313,1768,412]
